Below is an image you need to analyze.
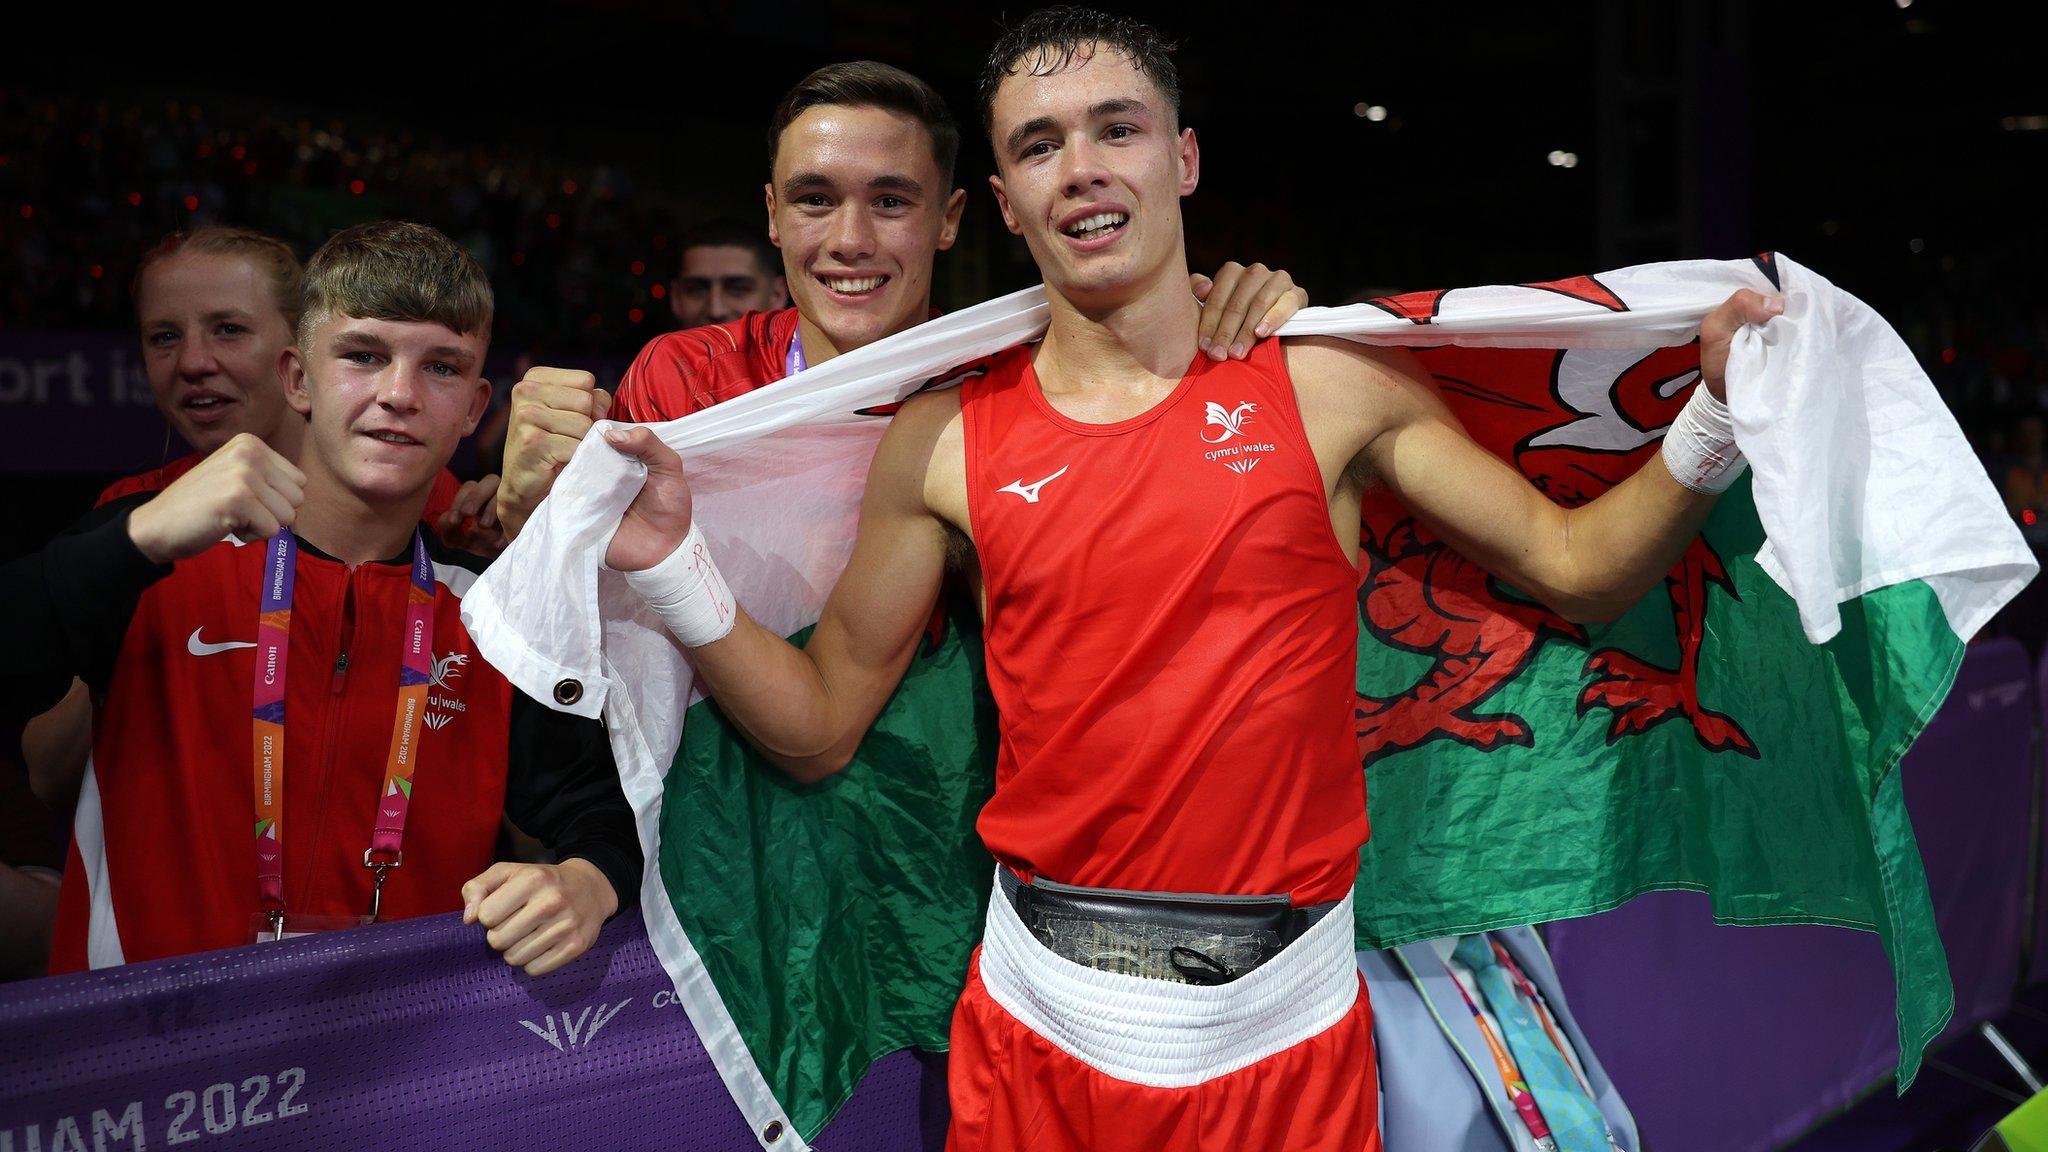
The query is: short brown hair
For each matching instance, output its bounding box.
[676,218,780,281]
[132,226,305,331]
[979,6,1182,139]
[298,221,492,350]
[767,61,961,188]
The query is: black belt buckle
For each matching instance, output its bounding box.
[1005,872,1328,986]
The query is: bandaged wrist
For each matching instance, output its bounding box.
[621,522,737,648]
[1661,385,1747,494]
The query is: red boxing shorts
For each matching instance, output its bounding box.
[946,877,1380,1151]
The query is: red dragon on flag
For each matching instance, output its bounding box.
[1353,275,1758,765]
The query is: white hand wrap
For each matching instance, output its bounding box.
[1661,384,1747,494]
[622,522,737,648]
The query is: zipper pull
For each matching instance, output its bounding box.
[332,570,358,693]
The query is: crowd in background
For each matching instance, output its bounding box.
[10,84,2048,514]
[0,87,693,360]
[1901,265,2048,532]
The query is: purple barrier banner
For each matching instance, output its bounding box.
[0,911,941,1151]
[1546,638,2034,1152]
[0,332,177,475]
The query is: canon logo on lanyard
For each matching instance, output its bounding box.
[250,529,435,930]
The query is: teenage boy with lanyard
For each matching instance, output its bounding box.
[24,226,507,813]
[24,222,639,976]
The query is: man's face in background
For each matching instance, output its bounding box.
[671,243,787,329]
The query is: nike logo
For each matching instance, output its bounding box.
[188,628,257,657]
[998,465,1070,504]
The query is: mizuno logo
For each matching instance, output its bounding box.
[1224,459,1260,475]
[1201,400,1259,443]
[424,713,454,730]
[188,628,257,657]
[520,998,633,1052]
[998,465,1070,504]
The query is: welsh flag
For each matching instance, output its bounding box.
[463,254,2033,1150]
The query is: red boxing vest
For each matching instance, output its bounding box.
[960,338,1367,906]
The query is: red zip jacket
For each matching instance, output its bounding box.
[38,501,638,972]
[613,309,801,422]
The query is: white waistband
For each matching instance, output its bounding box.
[977,873,1359,1088]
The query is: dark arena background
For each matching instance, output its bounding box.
[5,2,2048,1150]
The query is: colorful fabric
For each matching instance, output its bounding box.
[1454,934,1608,1152]
[249,529,433,915]
[464,254,2033,1150]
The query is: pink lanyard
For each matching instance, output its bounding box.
[251,530,434,934]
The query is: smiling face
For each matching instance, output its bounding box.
[136,251,301,454]
[764,103,965,358]
[987,44,1198,308]
[284,314,491,507]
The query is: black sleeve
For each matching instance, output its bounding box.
[2,505,171,728]
[503,693,643,918]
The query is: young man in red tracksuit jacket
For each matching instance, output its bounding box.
[25,228,504,819]
[491,60,1307,540]
[25,222,638,976]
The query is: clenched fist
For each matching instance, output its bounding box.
[126,433,306,563]
[599,426,696,573]
[1698,289,1785,401]
[462,858,618,977]
[496,367,613,540]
